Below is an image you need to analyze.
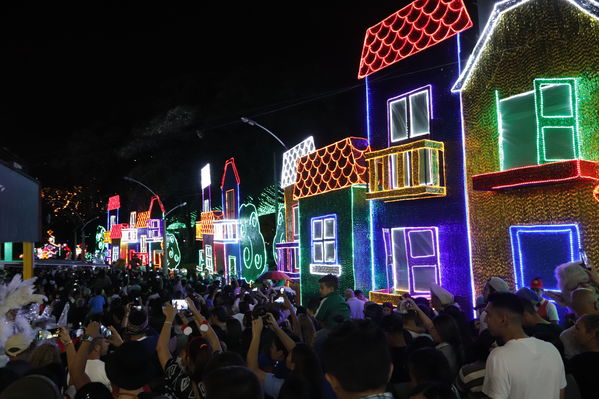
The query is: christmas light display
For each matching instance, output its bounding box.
[510,224,581,291]
[281,137,316,188]
[166,232,181,269]
[358,0,473,79]
[293,137,370,200]
[239,203,267,283]
[452,0,599,296]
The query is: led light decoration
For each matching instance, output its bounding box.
[510,224,581,290]
[388,86,433,146]
[358,0,473,78]
[110,223,128,240]
[472,159,599,190]
[239,203,267,283]
[309,214,340,276]
[293,137,370,200]
[452,0,599,92]
[273,204,286,265]
[136,211,150,228]
[281,137,316,188]
[94,225,109,263]
[220,158,240,189]
[121,228,139,244]
[196,211,223,240]
[166,233,181,269]
[147,219,163,242]
[452,0,599,299]
[107,195,120,211]
[201,164,211,190]
[366,139,445,201]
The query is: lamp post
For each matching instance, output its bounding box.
[123,176,169,274]
[79,216,99,260]
[240,116,288,203]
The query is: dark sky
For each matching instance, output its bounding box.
[1,1,486,224]
[0,2,414,211]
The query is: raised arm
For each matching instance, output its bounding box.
[406,298,439,341]
[186,297,222,353]
[70,322,104,389]
[247,317,266,384]
[265,312,297,353]
[58,327,82,386]
[282,294,302,341]
[157,303,176,370]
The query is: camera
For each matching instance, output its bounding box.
[99,325,112,338]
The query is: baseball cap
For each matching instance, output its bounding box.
[530,278,543,289]
[488,277,510,293]
[4,334,31,357]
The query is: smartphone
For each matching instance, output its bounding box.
[274,297,285,304]
[171,299,189,311]
[252,288,258,292]
[100,325,112,338]
[134,305,143,311]
[37,328,60,340]
[279,288,285,294]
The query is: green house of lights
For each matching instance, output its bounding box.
[452,0,599,295]
[293,137,372,303]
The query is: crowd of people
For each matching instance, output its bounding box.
[0,259,599,399]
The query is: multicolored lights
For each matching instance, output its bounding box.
[281,137,316,188]
[293,137,370,200]
[358,0,473,78]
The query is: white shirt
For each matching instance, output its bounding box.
[68,359,111,390]
[560,325,582,360]
[346,297,365,319]
[482,337,566,399]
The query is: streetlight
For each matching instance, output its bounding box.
[123,176,169,273]
[166,202,187,217]
[79,216,99,260]
[240,117,288,150]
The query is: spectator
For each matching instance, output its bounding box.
[477,277,510,333]
[0,374,62,399]
[570,313,599,399]
[354,290,367,302]
[394,347,454,399]
[29,343,61,369]
[364,302,384,324]
[456,330,494,399]
[430,283,455,312]
[482,292,566,398]
[382,302,394,317]
[322,320,393,399]
[530,278,559,324]
[203,366,262,399]
[88,288,106,316]
[314,275,350,330]
[560,287,599,359]
[517,292,562,346]
[380,314,411,384]
[344,289,365,319]
[3,333,33,377]
[398,303,432,340]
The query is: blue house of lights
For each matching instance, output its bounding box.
[362,0,476,309]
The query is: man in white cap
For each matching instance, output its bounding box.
[430,283,455,312]
[3,333,33,377]
[478,277,510,333]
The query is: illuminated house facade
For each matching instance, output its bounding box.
[361,0,475,306]
[452,0,599,296]
[294,137,371,303]
[275,137,316,280]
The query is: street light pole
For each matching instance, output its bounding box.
[123,176,168,274]
[240,117,288,150]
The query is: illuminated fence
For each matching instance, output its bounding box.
[366,139,445,201]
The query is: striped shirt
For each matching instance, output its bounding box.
[456,360,487,398]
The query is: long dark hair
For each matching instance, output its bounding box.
[433,314,464,366]
[186,336,213,382]
[289,343,323,399]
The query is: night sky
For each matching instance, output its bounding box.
[0,2,486,238]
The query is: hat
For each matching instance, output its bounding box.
[0,375,62,399]
[530,278,543,289]
[488,277,510,293]
[104,341,154,390]
[4,334,31,357]
[516,287,540,304]
[430,283,454,306]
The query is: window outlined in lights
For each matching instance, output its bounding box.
[509,224,580,291]
[390,227,440,294]
[310,214,340,276]
[388,86,432,144]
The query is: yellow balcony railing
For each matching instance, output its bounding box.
[365,139,446,202]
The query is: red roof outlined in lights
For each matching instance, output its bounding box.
[358,0,473,79]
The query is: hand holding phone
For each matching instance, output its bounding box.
[171,299,189,311]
